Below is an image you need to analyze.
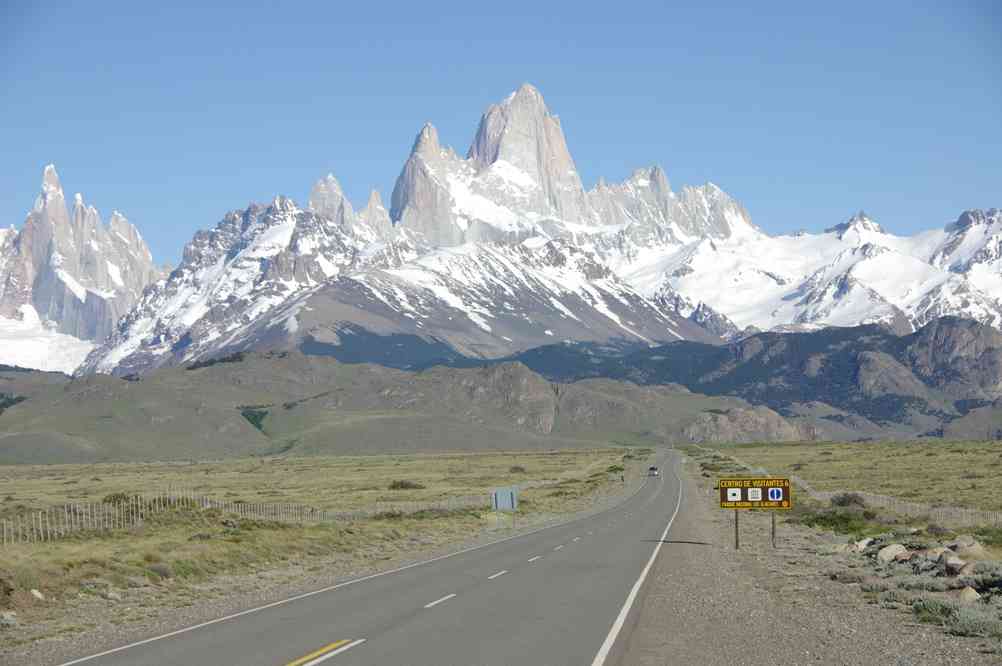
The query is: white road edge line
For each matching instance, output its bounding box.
[488,570,507,580]
[424,593,457,609]
[302,639,367,666]
[56,466,658,666]
[590,453,684,666]
[528,556,541,562]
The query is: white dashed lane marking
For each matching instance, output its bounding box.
[423,594,457,609]
[488,570,507,580]
[553,545,564,551]
[528,556,541,562]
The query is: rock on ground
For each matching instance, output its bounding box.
[619,459,997,665]
[877,543,908,563]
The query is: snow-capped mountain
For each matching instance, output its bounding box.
[619,209,1002,335]
[0,166,164,372]
[81,186,718,375]
[81,84,745,375]
[74,84,999,375]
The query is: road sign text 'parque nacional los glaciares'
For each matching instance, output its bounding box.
[719,478,792,510]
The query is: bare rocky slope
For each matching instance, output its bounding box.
[508,316,1002,440]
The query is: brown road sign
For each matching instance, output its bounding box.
[719,477,792,509]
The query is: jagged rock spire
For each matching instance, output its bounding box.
[308,172,355,228]
[0,165,164,342]
[466,83,588,219]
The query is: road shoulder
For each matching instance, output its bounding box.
[619,456,998,665]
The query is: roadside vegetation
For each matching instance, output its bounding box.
[685,443,1002,652]
[706,439,1002,511]
[0,448,649,649]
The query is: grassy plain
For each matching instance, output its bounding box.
[0,448,648,648]
[0,449,631,517]
[703,440,1002,512]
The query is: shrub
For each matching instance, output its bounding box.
[795,508,870,535]
[0,394,25,415]
[171,559,202,579]
[240,408,269,432]
[146,563,173,580]
[606,464,625,473]
[926,524,952,538]
[877,589,914,605]
[975,526,1002,546]
[912,597,958,624]
[388,480,425,490]
[967,564,1002,592]
[12,566,39,591]
[409,508,454,520]
[947,605,1002,638]
[373,510,405,520]
[186,352,246,370]
[831,492,866,508]
[828,569,865,584]
[102,492,131,505]
[912,593,1002,638]
[896,576,956,592]
[860,578,891,593]
[509,465,527,473]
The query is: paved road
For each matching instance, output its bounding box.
[60,453,682,666]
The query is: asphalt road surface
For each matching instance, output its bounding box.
[59,453,682,666]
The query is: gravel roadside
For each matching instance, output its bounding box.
[619,457,1001,665]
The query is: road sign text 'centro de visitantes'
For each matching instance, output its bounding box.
[719,478,792,510]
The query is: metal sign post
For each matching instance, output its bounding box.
[734,509,739,550]
[719,477,792,550]
[491,486,518,531]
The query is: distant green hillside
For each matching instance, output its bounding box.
[0,352,787,464]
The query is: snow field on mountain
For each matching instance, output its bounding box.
[0,306,94,373]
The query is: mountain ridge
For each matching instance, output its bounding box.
[7,85,999,376]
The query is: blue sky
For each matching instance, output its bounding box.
[2,1,999,264]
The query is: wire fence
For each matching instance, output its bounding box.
[690,444,1002,527]
[0,487,490,547]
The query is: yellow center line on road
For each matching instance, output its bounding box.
[285,639,353,666]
